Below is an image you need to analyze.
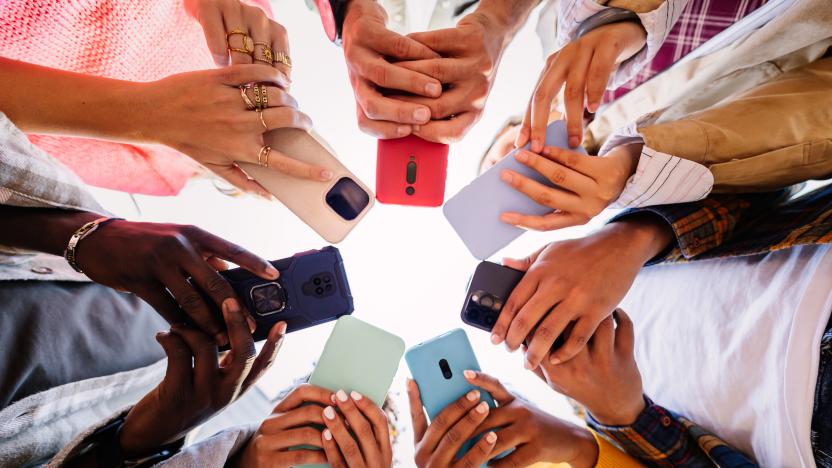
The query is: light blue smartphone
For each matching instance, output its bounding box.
[405,329,508,463]
[443,120,586,259]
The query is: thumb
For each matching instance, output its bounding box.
[462,370,514,405]
[156,331,193,387]
[502,245,545,272]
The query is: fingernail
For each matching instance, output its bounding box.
[425,82,441,96]
[588,102,599,113]
[466,389,480,401]
[515,151,529,163]
[324,406,336,420]
[486,432,497,443]
[246,315,257,334]
[336,389,348,402]
[407,378,417,390]
[351,391,363,401]
[500,171,513,184]
[397,125,410,137]
[475,401,489,414]
[491,333,503,345]
[323,429,333,441]
[463,370,476,380]
[320,170,334,181]
[569,136,580,148]
[524,358,534,370]
[222,298,241,314]
[330,394,336,404]
[155,331,168,342]
[500,213,519,225]
[412,124,421,132]
[265,264,279,279]
[276,321,287,335]
[550,356,562,365]
[413,108,430,123]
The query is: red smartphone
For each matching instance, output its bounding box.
[376,135,449,207]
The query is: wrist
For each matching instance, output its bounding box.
[604,213,674,263]
[588,396,647,427]
[566,426,600,468]
[474,0,535,38]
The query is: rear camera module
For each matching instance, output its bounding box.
[249,282,286,316]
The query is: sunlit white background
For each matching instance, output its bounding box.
[91,0,613,460]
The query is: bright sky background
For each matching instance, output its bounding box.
[90,0,615,461]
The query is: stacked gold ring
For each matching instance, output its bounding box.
[239,85,255,110]
[273,51,292,68]
[258,145,272,167]
[226,29,253,55]
[253,42,274,65]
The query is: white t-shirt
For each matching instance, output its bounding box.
[620,244,832,468]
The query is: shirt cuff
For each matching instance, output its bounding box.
[600,122,714,209]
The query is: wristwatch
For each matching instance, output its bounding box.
[69,415,185,468]
[573,7,642,40]
[315,0,351,45]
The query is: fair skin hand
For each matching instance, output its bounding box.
[320,389,393,468]
[491,214,674,368]
[517,21,647,151]
[407,379,498,468]
[540,310,646,426]
[341,0,443,139]
[234,384,335,467]
[464,370,599,468]
[394,0,537,143]
[500,143,642,230]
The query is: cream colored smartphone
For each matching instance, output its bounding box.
[239,128,374,244]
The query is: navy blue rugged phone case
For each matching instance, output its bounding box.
[198,246,354,342]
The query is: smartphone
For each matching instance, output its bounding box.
[405,329,505,462]
[443,120,586,259]
[196,246,353,343]
[461,261,571,349]
[238,128,374,244]
[376,135,449,207]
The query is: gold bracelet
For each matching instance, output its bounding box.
[64,217,124,273]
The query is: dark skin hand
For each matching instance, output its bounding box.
[0,206,277,345]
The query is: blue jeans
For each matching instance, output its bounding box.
[813,313,832,467]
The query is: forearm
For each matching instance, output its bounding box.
[474,0,540,40]
[0,58,151,143]
[0,205,98,256]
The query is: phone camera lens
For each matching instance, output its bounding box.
[480,295,494,308]
[439,359,453,380]
[406,186,415,196]
[325,284,333,292]
[313,277,321,286]
[249,283,286,316]
[315,287,324,295]
[323,275,332,284]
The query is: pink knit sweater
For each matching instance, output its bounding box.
[1,0,268,195]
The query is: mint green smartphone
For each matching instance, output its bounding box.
[296,316,404,467]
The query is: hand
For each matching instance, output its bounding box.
[407,379,498,468]
[184,0,293,77]
[464,370,599,468]
[235,384,335,467]
[540,310,646,426]
[491,215,673,367]
[118,310,286,458]
[320,389,393,468]
[76,220,277,346]
[341,0,442,138]
[395,9,513,143]
[517,21,647,151]
[140,66,332,196]
[500,143,641,231]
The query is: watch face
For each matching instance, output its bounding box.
[316,0,337,42]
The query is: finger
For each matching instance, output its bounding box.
[219,301,257,394]
[156,331,193,389]
[353,53,441,98]
[395,58,470,84]
[206,256,229,272]
[356,105,411,139]
[585,45,618,113]
[389,86,471,121]
[161,271,226,346]
[614,309,636,357]
[406,29,465,55]
[256,146,333,182]
[406,379,429,443]
[181,252,242,327]
[322,428,348,468]
[351,391,393,463]
[269,19,292,78]
[191,228,278,281]
[354,79,431,125]
[506,287,561,355]
[530,57,569,153]
[527,302,575,367]
[170,324,219,390]
[242,86,298,110]
[500,211,590,231]
[260,404,326,434]
[500,245,544,272]
[486,426,526,460]
[196,5,229,66]
[549,316,602,365]
[276,449,328,467]
[219,64,289,88]
[541,146,606,176]
[500,169,584,213]
[457,432,497,468]
[274,384,335,412]
[515,97,533,148]
[420,389,482,456]
[254,427,325,450]
[432,401,491,467]
[462,370,513,405]
[259,107,312,132]
[490,444,540,468]
[491,274,538,347]
[333,390,382,467]
[514,149,595,195]
[209,163,272,199]
[590,315,615,362]
[136,284,189,325]
[241,321,286,391]
[322,406,366,468]
[411,112,477,144]
[371,27,440,60]
[221,4,252,65]
[563,49,592,148]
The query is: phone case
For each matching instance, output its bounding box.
[376,135,449,207]
[443,120,586,259]
[461,261,524,332]
[198,246,354,344]
[239,128,375,244]
[405,329,499,460]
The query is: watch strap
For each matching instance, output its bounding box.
[64,217,123,273]
[573,7,641,40]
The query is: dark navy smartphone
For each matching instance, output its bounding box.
[195,246,354,343]
[462,261,568,349]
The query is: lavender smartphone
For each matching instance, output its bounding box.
[443,120,586,259]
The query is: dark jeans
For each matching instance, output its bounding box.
[0,281,166,408]
[813,313,832,467]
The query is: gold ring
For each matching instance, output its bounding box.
[258,145,271,167]
[253,42,274,64]
[227,29,253,55]
[240,85,255,110]
[273,51,292,68]
[253,83,262,111]
[259,84,268,110]
[258,110,267,129]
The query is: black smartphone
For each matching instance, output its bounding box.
[191,246,354,343]
[461,261,569,349]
